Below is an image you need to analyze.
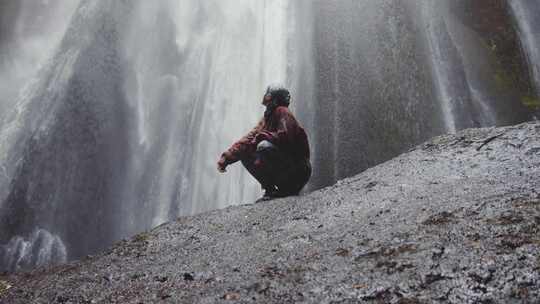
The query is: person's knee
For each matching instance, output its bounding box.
[256,140,277,153]
[241,154,260,174]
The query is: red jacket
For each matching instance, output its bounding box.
[221,106,310,165]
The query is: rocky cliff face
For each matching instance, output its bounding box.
[450,0,538,117]
[1,121,539,303]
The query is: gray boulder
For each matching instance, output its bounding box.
[1,121,539,303]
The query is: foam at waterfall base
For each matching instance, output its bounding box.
[0,229,67,272]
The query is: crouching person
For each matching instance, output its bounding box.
[217,84,311,201]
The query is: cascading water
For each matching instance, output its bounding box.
[0,0,292,272]
[509,0,540,97]
[1,229,66,273]
[0,0,539,272]
[119,0,290,224]
[421,0,473,133]
[0,0,80,122]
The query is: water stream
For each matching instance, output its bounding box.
[509,0,540,96]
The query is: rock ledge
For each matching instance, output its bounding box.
[1,122,540,303]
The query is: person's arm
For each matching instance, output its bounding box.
[263,107,297,147]
[218,119,263,172]
[263,107,310,160]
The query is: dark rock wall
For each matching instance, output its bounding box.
[449,0,537,123]
[306,0,539,190]
[309,0,445,189]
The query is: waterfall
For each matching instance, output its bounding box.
[119,0,291,224]
[0,229,66,273]
[0,0,293,272]
[422,2,459,133]
[509,0,540,96]
[0,0,80,122]
[0,0,539,272]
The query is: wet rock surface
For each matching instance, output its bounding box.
[1,122,540,303]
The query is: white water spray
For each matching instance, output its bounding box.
[422,2,458,133]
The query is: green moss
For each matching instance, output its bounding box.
[480,37,517,90]
[521,96,540,109]
[480,35,535,98]
[493,70,513,89]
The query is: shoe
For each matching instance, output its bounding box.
[255,187,281,203]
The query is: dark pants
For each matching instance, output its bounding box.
[241,141,311,196]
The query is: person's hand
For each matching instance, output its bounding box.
[217,157,227,173]
[254,131,272,144]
